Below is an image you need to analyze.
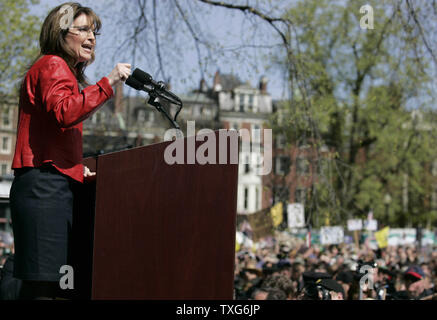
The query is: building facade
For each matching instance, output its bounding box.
[83,71,273,216]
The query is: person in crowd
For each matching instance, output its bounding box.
[335,271,354,300]
[0,255,23,300]
[261,274,295,300]
[403,265,434,299]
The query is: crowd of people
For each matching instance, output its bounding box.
[234,233,437,300]
[1,230,437,300]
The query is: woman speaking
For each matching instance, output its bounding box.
[9,2,131,299]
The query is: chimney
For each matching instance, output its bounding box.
[199,78,207,92]
[259,76,268,95]
[114,82,124,113]
[213,70,222,92]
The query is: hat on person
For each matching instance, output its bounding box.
[405,265,425,281]
[302,271,332,284]
[262,265,280,276]
[378,266,396,279]
[316,278,345,296]
[243,261,263,277]
[336,271,354,284]
[277,259,292,268]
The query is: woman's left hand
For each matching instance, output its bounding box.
[84,166,96,177]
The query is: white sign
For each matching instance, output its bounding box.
[364,219,378,231]
[422,230,436,246]
[320,226,344,245]
[287,203,305,228]
[388,228,416,246]
[347,219,363,231]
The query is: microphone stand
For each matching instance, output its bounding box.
[147,92,181,130]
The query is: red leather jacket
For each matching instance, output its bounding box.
[12,55,114,182]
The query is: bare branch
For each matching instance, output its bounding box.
[173,0,207,80]
[406,0,437,66]
[196,0,290,47]
[153,0,167,81]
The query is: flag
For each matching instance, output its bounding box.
[375,227,390,249]
[270,202,283,227]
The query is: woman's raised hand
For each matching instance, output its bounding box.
[107,63,131,86]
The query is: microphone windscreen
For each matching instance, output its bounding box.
[132,68,153,85]
[125,76,143,90]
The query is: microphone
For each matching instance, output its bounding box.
[125,68,182,106]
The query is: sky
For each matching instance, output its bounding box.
[29,0,289,100]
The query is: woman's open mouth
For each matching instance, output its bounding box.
[81,44,93,53]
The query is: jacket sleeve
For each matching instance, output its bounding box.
[37,56,113,128]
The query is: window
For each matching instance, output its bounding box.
[239,94,245,112]
[1,136,10,153]
[244,155,250,174]
[248,94,254,111]
[202,107,211,117]
[2,109,10,128]
[252,124,261,143]
[1,164,7,175]
[244,187,249,210]
[296,157,310,175]
[295,188,306,203]
[149,112,155,122]
[273,186,289,204]
[255,187,260,211]
[137,109,146,122]
[193,106,200,117]
[275,156,290,175]
[95,112,105,125]
[276,135,286,149]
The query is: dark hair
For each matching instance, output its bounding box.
[266,288,287,300]
[29,2,101,86]
[261,274,295,298]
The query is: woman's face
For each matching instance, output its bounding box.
[65,13,96,65]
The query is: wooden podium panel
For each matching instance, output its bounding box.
[87,130,238,299]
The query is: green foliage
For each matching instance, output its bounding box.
[270,0,437,228]
[0,0,41,101]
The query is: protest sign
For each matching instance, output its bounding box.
[320,226,344,245]
[287,203,305,228]
[364,219,378,231]
[247,209,274,242]
[347,219,363,231]
[388,228,416,246]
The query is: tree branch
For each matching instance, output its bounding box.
[196,0,290,46]
[406,0,437,67]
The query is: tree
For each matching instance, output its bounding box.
[268,0,437,228]
[0,0,41,104]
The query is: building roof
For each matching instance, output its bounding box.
[219,74,244,91]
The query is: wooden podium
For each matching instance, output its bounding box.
[71,130,239,300]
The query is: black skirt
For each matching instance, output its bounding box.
[10,164,77,282]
